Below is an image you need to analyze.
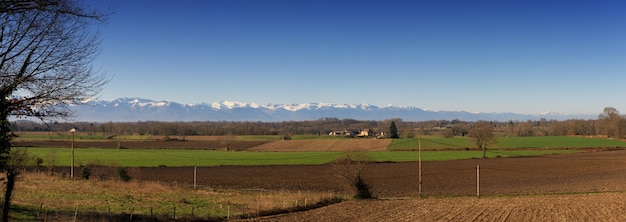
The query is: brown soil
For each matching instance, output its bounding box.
[50,150,626,221]
[245,192,626,221]
[131,150,626,197]
[125,150,626,221]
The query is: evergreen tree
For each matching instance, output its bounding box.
[390,121,399,138]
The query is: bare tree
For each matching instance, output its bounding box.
[469,121,494,158]
[220,132,236,151]
[599,107,625,139]
[0,1,108,220]
[332,152,372,199]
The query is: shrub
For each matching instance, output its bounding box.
[332,153,373,199]
[81,167,91,180]
[117,168,131,182]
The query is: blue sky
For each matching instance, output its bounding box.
[91,0,626,115]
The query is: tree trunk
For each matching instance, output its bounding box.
[0,102,14,222]
[482,146,487,158]
[1,170,16,222]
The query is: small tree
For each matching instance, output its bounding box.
[469,121,494,158]
[34,157,44,173]
[117,168,131,182]
[332,152,372,199]
[81,167,91,180]
[599,107,625,139]
[220,133,236,151]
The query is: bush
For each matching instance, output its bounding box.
[117,168,131,182]
[81,167,91,180]
[332,153,373,199]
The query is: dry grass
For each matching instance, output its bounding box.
[9,172,337,220]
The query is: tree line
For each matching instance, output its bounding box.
[11,107,626,139]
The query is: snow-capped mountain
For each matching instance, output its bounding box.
[70,98,595,122]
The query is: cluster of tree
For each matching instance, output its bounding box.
[10,107,626,140]
[11,118,408,138]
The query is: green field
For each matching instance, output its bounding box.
[494,136,626,148]
[16,135,625,167]
[14,132,151,141]
[25,148,345,167]
[22,147,582,167]
[389,136,626,150]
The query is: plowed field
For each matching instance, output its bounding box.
[246,192,626,221]
[128,150,626,221]
[134,150,626,197]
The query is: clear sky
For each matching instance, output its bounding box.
[91,0,626,115]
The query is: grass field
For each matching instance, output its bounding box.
[15,134,625,167]
[389,136,626,150]
[494,136,626,148]
[14,132,151,141]
[25,148,345,167]
[22,147,582,167]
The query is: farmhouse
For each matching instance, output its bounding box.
[329,129,374,138]
[357,129,373,137]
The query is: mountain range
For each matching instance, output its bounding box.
[70,97,596,122]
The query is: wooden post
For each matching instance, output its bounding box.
[476,165,480,197]
[70,128,75,179]
[129,208,134,221]
[418,137,422,197]
[193,166,197,190]
[37,202,43,218]
[73,206,78,222]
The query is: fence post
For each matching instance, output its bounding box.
[129,208,134,221]
[227,205,230,220]
[37,202,43,218]
[193,166,197,190]
[476,165,480,197]
[73,206,78,222]
[256,196,260,215]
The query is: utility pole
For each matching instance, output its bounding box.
[70,128,76,179]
